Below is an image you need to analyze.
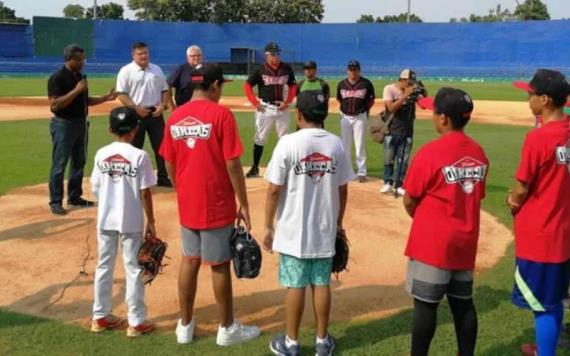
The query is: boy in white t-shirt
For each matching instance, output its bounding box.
[90,107,157,337]
[263,90,355,356]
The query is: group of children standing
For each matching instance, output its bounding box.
[87,64,570,356]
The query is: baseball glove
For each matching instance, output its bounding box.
[230,226,262,279]
[332,229,349,275]
[138,232,168,285]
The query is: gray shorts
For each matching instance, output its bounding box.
[181,225,233,265]
[405,259,473,303]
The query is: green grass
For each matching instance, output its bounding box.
[1,112,569,355]
[0,77,527,102]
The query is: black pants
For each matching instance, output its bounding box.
[132,115,168,181]
[48,117,88,206]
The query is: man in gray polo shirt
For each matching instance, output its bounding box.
[116,42,172,187]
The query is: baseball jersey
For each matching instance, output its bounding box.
[116,61,168,107]
[514,119,570,263]
[336,77,375,116]
[403,131,489,270]
[383,83,417,137]
[246,63,296,104]
[90,142,156,234]
[265,128,356,259]
[160,99,243,230]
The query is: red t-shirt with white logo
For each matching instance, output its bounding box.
[160,99,243,230]
[403,131,489,270]
[514,119,570,263]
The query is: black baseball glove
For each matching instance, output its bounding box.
[138,232,168,285]
[230,226,262,279]
[332,229,349,275]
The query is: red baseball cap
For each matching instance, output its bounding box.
[418,87,474,120]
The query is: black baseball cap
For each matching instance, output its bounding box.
[303,60,317,69]
[190,63,232,84]
[110,107,140,134]
[513,69,570,100]
[264,42,280,54]
[297,90,329,118]
[347,60,360,70]
[418,87,474,120]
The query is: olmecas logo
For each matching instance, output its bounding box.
[294,152,337,184]
[556,140,570,172]
[99,153,138,182]
[170,116,212,149]
[442,156,487,194]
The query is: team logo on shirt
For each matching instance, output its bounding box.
[294,152,337,184]
[340,89,367,99]
[442,156,487,194]
[262,75,289,86]
[556,140,570,172]
[98,154,138,182]
[170,116,212,149]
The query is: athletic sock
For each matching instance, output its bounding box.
[412,298,439,356]
[253,144,264,168]
[448,296,478,356]
[286,335,299,347]
[534,303,563,356]
[316,335,327,344]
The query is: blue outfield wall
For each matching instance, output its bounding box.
[2,18,570,78]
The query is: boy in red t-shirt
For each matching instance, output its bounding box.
[160,64,260,346]
[404,88,489,356]
[509,69,570,356]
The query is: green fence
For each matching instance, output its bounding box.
[33,17,94,57]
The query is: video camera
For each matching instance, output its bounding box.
[404,80,427,106]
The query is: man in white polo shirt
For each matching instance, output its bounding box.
[116,42,172,187]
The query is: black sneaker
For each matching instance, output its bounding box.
[50,204,66,215]
[157,178,173,188]
[245,166,259,178]
[67,197,95,208]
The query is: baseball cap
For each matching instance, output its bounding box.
[347,60,360,70]
[264,42,280,54]
[400,69,417,83]
[303,60,317,69]
[418,87,474,120]
[190,63,232,84]
[110,107,140,134]
[297,90,329,118]
[513,69,570,100]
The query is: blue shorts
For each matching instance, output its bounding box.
[512,257,570,312]
[279,254,333,288]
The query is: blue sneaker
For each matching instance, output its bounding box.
[315,334,335,356]
[270,335,300,356]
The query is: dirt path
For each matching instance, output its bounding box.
[0,175,512,334]
[0,96,534,126]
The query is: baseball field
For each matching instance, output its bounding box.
[0,76,568,356]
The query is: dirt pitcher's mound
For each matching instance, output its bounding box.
[0,177,512,335]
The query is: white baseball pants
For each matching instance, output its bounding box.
[254,105,290,146]
[92,230,146,326]
[341,112,367,177]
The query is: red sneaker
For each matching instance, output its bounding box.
[127,320,155,337]
[520,343,537,356]
[90,314,123,333]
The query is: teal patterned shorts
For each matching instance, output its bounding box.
[279,254,333,288]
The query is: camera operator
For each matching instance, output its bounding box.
[381,69,426,196]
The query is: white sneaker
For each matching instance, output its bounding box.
[380,183,393,194]
[176,318,196,344]
[216,320,261,346]
[396,187,406,196]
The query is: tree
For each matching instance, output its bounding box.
[63,4,85,18]
[514,0,550,20]
[85,2,125,19]
[357,14,375,23]
[127,0,324,23]
[0,1,29,24]
[356,13,423,23]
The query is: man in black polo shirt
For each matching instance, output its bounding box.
[167,45,203,108]
[47,44,117,215]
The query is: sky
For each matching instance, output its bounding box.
[4,0,570,23]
